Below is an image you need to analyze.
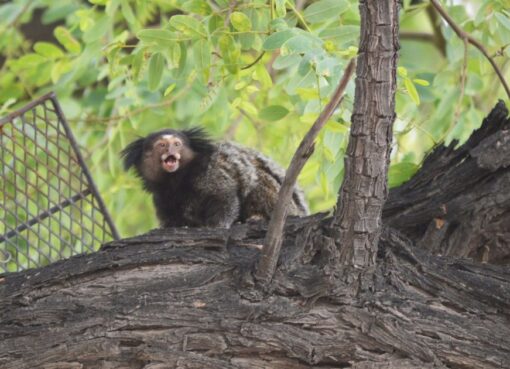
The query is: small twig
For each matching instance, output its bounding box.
[426,4,447,57]
[400,32,436,43]
[286,0,312,33]
[241,51,265,70]
[224,0,239,27]
[430,0,510,99]
[455,39,469,124]
[254,60,356,286]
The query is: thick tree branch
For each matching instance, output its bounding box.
[332,1,400,268]
[430,0,510,100]
[254,60,355,286]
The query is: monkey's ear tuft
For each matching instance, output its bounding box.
[121,137,145,171]
[182,127,215,154]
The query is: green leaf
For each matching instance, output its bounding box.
[275,0,286,18]
[303,0,349,24]
[259,105,289,121]
[397,66,408,78]
[51,60,73,83]
[325,120,348,134]
[253,64,273,89]
[54,26,81,54]
[388,162,419,188]
[230,11,251,32]
[83,15,109,42]
[404,78,420,105]
[34,42,64,59]
[15,53,46,68]
[169,15,207,39]
[219,34,240,73]
[262,29,296,50]
[319,25,359,45]
[164,83,176,96]
[166,42,182,69]
[281,34,322,55]
[413,78,429,86]
[181,0,212,15]
[148,52,165,91]
[193,39,211,81]
[273,54,301,70]
[495,12,510,31]
[121,0,137,27]
[137,29,181,46]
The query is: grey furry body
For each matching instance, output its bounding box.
[122,129,308,228]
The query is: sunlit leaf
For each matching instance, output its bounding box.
[404,78,420,105]
[230,11,251,32]
[34,42,64,59]
[412,79,430,86]
[259,105,289,121]
[164,83,176,96]
[397,66,408,78]
[54,26,81,54]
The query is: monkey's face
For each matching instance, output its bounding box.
[142,134,196,180]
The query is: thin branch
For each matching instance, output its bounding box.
[454,39,469,128]
[241,51,265,70]
[425,4,447,57]
[430,0,510,99]
[254,60,356,286]
[286,0,312,33]
[400,32,435,43]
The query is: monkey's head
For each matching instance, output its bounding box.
[121,127,214,183]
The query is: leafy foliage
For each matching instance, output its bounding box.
[0,0,509,240]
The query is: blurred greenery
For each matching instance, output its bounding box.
[0,0,509,247]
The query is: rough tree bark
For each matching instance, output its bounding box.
[1,102,509,369]
[332,0,399,268]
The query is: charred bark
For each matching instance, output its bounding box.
[1,218,509,368]
[384,101,510,264]
[1,102,510,369]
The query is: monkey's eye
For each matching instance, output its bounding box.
[158,142,166,148]
[174,141,181,147]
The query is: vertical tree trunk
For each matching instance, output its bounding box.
[332,0,399,267]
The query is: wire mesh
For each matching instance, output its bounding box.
[0,92,119,273]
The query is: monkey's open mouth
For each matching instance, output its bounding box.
[162,154,179,172]
[165,155,178,164]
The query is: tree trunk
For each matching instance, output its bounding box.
[332,0,399,268]
[1,103,510,368]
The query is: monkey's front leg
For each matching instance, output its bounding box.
[201,194,240,228]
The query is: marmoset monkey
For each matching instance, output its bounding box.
[121,128,308,228]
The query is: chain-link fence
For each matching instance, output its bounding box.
[0,92,119,273]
